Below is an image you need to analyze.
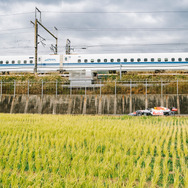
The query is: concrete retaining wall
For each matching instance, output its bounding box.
[0,94,187,114]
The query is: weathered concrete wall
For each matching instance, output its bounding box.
[0,94,187,114]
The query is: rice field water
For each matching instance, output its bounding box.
[0,114,188,187]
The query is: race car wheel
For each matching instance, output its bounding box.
[170,111,175,116]
[136,112,142,116]
[145,113,151,116]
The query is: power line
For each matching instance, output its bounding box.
[1,27,188,36]
[0,27,33,32]
[42,10,188,14]
[0,12,34,17]
[1,42,188,50]
[0,10,187,17]
[2,27,188,34]
[71,42,188,48]
[61,27,188,31]
[3,26,188,32]
[0,46,33,50]
[101,48,188,53]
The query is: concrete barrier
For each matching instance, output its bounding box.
[0,94,187,114]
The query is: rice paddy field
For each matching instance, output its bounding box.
[0,114,188,187]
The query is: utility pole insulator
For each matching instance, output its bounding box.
[66,39,71,55]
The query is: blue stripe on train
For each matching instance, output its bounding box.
[63,61,188,65]
[0,63,60,67]
[0,61,187,67]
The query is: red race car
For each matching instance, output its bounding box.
[129,107,178,116]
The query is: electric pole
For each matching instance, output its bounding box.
[34,7,41,74]
[31,7,58,74]
[34,18,38,74]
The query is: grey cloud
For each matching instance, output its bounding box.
[0,0,188,55]
[0,0,81,4]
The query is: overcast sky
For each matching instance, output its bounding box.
[0,0,188,55]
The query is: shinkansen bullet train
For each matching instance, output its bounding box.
[0,52,188,74]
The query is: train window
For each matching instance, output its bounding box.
[84,59,88,63]
[24,60,27,64]
[97,59,101,63]
[178,58,182,62]
[12,60,15,64]
[30,60,33,64]
[171,58,175,62]
[137,58,141,62]
[38,58,41,61]
[104,59,107,62]
[65,57,67,61]
[6,61,9,64]
[130,58,134,62]
[91,59,94,63]
[0,61,3,64]
[164,58,168,62]
[117,59,121,62]
[78,59,81,63]
[18,60,21,64]
[158,58,161,62]
[124,58,127,62]
[110,59,114,62]
[144,58,148,62]
[151,58,154,62]
[185,58,188,61]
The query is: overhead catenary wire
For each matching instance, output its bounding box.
[0,12,34,17]
[1,10,188,16]
[60,27,188,32]
[42,10,188,14]
[71,42,188,48]
[1,27,188,35]
[62,27,188,30]
[0,27,33,32]
[2,42,188,50]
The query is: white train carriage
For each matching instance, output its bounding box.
[63,52,188,72]
[0,55,60,73]
[0,52,188,74]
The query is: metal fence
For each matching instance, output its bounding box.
[0,80,188,97]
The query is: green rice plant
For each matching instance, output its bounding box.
[151,165,161,188]
[184,169,188,188]
[172,152,177,173]
[0,114,187,187]
[139,171,147,188]
[182,125,188,156]
[174,168,180,188]
[162,167,169,188]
